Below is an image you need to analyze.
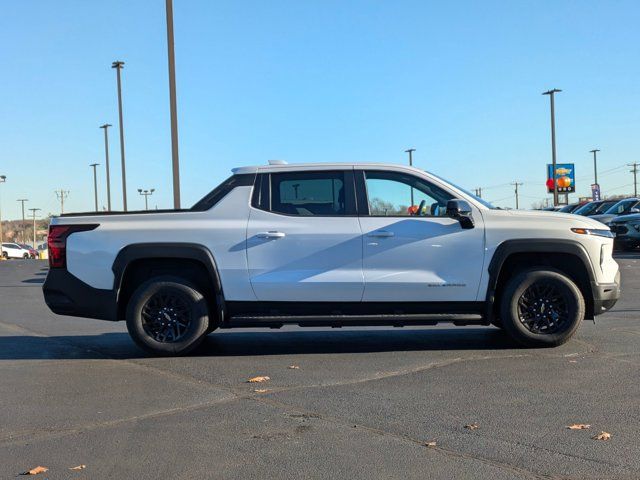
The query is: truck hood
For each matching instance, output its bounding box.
[485,209,610,229]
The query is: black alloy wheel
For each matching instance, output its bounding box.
[141,290,192,343]
[516,281,570,335]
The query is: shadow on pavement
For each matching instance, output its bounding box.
[0,327,515,360]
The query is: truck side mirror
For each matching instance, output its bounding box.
[446,199,475,229]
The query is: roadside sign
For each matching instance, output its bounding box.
[546,163,575,193]
[591,183,601,201]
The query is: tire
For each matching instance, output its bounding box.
[23,253,29,259]
[500,268,585,348]
[1,252,7,260]
[126,276,210,356]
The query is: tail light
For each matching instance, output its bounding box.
[48,224,99,269]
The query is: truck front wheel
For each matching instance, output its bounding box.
[500,268,585,347]
[126,276,210,356]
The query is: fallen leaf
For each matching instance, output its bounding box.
[569,360,578,363]
[288,365,300,369]
[69,465,86,470]
[464,423,479,430]
[592,431,612,441]
[567,424,591,430]
[247,376,270,383]
[20,466,48,475]
[253,388,269,393]
[425,441,437,447]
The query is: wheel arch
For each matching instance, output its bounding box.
[486,239,596,320]
[112,243,224,323]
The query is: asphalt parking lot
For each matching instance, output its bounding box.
[1,255,639,479]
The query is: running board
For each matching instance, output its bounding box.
[222,313,485,329]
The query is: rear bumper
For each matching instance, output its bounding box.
[42,269,118,321]
[591,270,621,316]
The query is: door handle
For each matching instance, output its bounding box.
[257,231,286,239]
[367,230,394,238]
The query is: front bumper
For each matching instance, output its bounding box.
[43,268,118,321]
[591,270,621,316]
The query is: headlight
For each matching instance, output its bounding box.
[571,227,614,238]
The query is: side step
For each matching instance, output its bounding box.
[222,313,485,329]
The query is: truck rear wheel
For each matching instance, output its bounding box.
[126,276,210,356]
[500,268,584,347]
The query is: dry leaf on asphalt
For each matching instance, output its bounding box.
[69,465,86,470]
[247,376,270,383]
[425,441,437,448]
[253,388,269,393]
[464,423,479,430]
[20,466,48,475]
[566,424,591,430]
[288,365,300,369]
[592,431,612,441]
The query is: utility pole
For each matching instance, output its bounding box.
[474,188,482,198]
[590,149,600,186]
[542,89,562,207]
[512,181,523,209]
[112,60,128,211]
[100,123,112,211]
[630,162,639,197]
[54,189,69,214]
[405,148,416,205]
[166,0,181,209]
[17,199,28,243]
[0,175,6,248]
[28,208,41,248]
[138,188,155,210]
[90,163,100,212]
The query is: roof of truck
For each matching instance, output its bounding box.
[232,162,426,175]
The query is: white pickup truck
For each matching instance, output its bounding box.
[43,162,621,355]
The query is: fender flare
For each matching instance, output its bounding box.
[112,243,225,321]
[485,239,596,319]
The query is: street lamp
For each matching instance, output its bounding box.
[137,188,155,210]
[100,124,113,211]
[166,0,181,209]
[90,163,100,212]
[590,149,600,186]
[112,60,128,211]
[542,88,562,206]
[28,208,41,249]
[0,175,6,248]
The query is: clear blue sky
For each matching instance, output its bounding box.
[1,0,639,217]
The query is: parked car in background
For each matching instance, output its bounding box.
[591,198,640,225]
[573,200,618,217]
[541,206,562,211]
[1,242,31,259]
[558,202,589,213]
[19,244,37,259]
[609,214,640,251]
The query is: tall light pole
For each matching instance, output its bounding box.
[405,148,416,205]
[542,89,562,206]
[28,208,41,249]
[112,60,128,211]
[138,188,155,210]
[100,123,113,211]
[0,175,6,248]
[90,163,100,212]
[589,149,600,186]
[54,189,69,215]
[17,199,28,243]
[166,0,181,209]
